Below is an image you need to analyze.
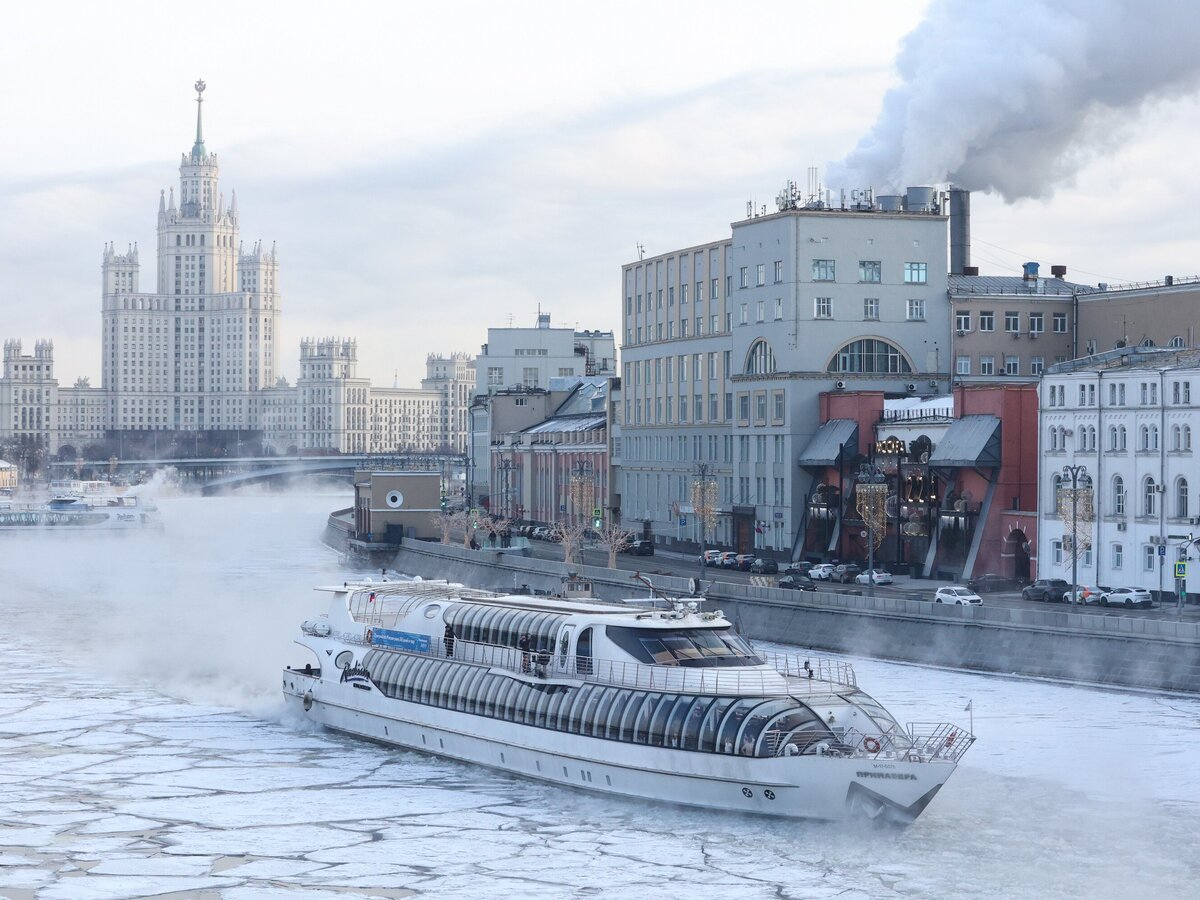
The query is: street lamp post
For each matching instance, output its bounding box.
[569,460,595,527]
[855,464,889,598]
[691,463,719,586]
[1060,463,1092,605]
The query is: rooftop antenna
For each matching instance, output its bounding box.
[393,369,398,389]
[505,313,515,327]
[636,242,645,260]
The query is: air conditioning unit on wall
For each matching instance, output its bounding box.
[1116,522,1127,532]
[834,380,846,390]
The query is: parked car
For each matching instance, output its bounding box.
[833,563,863,583]
[1068,584,1101,604]
[531,526,550,541]
[934,585,983,605]
[967,573,1021,594]
[716,552,739,568]
[1099,586,1155,608]
[777,574,816,592]
[733,554,756,571]
[784,561,814,576]
[855,569,893,585]
[623,539,654,556]
[1022,578,1071,603]
[700,550,723,566]
[750,558,779,574]
[809,563,836,581]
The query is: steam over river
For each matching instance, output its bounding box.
[2,491,1199,898]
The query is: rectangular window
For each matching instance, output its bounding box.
[738,394,750,421]
[696,281,703,302]
[812,259,836,282]
[740,303,748,325]
[980,356,995,376]
[678,396,686,423]
[522,367,538,388]
[1004,355,1020,375]
[955,311,971,331]
[903,262,927,284]
[680,319,689,337]
[668,286,675,306]
[906,299,926,321]
[775,298,783,320]
[725,392,733,420]
[1052,540,1063,565]
[725,312,733,332]
[774,260,783,283]
[863,298,879,320]
[1030,357,1045,375]
[979,311,995,332]
[956,356,971,376]
[859,260,881,283]
[756,393,767,421]
[694,395,703,421]
[726,274,733,296]
[710,393,718,421]
[756,264,765,287]
[814,297,832,319]
[1005,312,1020,333]
[1144,545,1156,571]
[773,392,784,421]
[680,283,688,304]
[712,277,719,299]
[711,314,719,334]
[1029,312,1044,334]
[487,366,503,386]
[1053,312,1068,333]
[756,300,765,322]
[739,266,749,289]
[1112,543,1123,569]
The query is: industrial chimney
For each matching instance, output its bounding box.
[948,188,971,275]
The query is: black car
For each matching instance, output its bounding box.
[833,563,863,583]
[1022,578,1070,602]
[623,539,654,556]
[750,558,779,574]
[967,573,1021,594]
[777,574,816,591]
[784,561,815,576]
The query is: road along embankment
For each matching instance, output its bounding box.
[377,537,1200,694]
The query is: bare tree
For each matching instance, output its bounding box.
[549,520,589,566]
[598,522,635,568]
[477,514,511,548]
[433,509,468,545]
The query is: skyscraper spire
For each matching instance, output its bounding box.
[192,79,207,160]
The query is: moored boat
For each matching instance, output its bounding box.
[284,578,973,823]
[0,494,161,530]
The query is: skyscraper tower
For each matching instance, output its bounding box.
[101,80,280,433]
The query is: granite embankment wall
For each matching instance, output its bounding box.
[366,533,1200,694]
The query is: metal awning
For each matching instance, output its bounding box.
[927,415,1001,467]
[797,419,858,469]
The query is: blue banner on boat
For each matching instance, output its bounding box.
[370,628,431,652]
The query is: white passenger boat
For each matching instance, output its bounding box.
[283,578,974,823]
[0,494,161,530]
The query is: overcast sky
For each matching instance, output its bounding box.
[2,0,1197,387]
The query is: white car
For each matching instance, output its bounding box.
[809,564,836,581]
[934,586,983,605]
[1070,585,1101,604]
[855,569,894,585]
[1100,586,1154,608]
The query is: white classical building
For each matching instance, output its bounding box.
[1038,347,1200,600]
[620,185,951,555]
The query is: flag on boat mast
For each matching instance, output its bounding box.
[369,591,376,603]
[964,700,972,712]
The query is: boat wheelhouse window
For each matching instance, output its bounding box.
[605,626,764,667]
[698,698,736,752]
[576,627,593,675]
[681,697,717,750]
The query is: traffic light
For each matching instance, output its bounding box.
[593,516,603,529]
[440,495,448,511]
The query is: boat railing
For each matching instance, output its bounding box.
[809,723,974,763]
[366,633,853,697]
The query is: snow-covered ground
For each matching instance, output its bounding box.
[1,492,1197,898]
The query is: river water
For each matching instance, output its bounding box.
[1,491,1198,899]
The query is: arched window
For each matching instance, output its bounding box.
[826,338,912,374]
[1176,478,1189,519]
[1051,473,1063,512]
[1077,429,1087,452]
[1185,426,1193,451]
[1113,475,1125,516]
[745,339,777,375]
[1144,477,1157,517]
[1049,427,1059,451]
[1140,425,1150,451]
[1173,425,1182,450]
[1140,337,1156,348]
[1088,426,1097,451]
[1109,426,1119,451]
[1118,426,1127,451]
[1170,336,1186,349]
[1151,425,1159,450]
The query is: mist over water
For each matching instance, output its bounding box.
[2,491,1199,897]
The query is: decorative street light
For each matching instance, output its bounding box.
[569,460,595,527]
[1059,464,1093,604]
[691,463,719,585]
[855,464,889,598]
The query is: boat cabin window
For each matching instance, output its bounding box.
[605,626,764,667]
[576,627,593,675]
[334,650,353,669]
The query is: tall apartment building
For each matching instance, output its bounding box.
[0,340,57,449]
[421,352,476,453]
[621,185,950,555]
[1038,347,1200,599]
[101,81,280,433]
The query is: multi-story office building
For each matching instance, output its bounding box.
[1077,277,1200,355]
[621,186,951,555]
[1038,347,1200,599]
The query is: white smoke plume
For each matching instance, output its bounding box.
[829,0,1200,199]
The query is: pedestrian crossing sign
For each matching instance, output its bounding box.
[1176,561,1188,579]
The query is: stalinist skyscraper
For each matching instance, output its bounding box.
[101,80,280,433]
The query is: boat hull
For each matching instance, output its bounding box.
[282,671,953,824]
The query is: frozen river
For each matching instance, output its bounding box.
[2,491,1199,899]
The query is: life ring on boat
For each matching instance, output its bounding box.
[302,691,313,712]
[365,628,373,644]
[944,732,957,748]
[863,737,881,753]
